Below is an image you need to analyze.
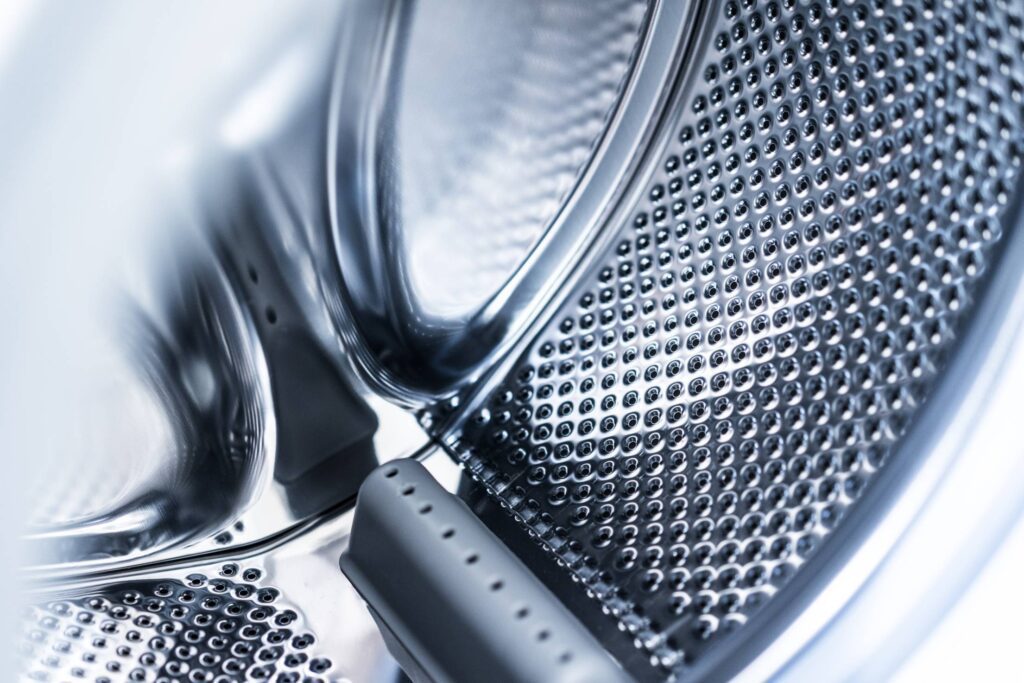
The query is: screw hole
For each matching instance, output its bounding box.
[419,504,433,515]
[401,486,415,496]
[384,468,398,478]
[537,630,550,642]
[559,652,573,664]
[465,554,479,565]
[248,265,259,284]
[516,607,529,620]
[265,307,278,325]
[490,580,504,591]
[441,529,455,539]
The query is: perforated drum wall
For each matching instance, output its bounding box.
[446,0,1024,672]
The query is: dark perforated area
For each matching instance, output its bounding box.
[21,566,333,682]
[445,0,1024,672]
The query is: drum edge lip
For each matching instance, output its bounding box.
[321,0,707,403]
[425,0,721,436]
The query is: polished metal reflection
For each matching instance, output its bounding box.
[24,160,427,572]
[27,239,273,566]
[321,0,701,399]
[9,4,427,679]
[17,1,427,574]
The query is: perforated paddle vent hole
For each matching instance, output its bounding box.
[386,466,581,669]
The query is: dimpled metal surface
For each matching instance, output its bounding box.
[20,565,333,683]
[446,0,1024,673]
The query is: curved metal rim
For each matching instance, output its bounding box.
[426,0,719,436]
[322,0,705,401]
[22,237,278,574]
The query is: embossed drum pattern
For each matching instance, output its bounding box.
[21,565,334,683]
[448,0,1024,671]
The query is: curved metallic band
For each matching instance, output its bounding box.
[320,0,707,402]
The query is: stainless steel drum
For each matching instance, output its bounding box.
[8,0,1024,681]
